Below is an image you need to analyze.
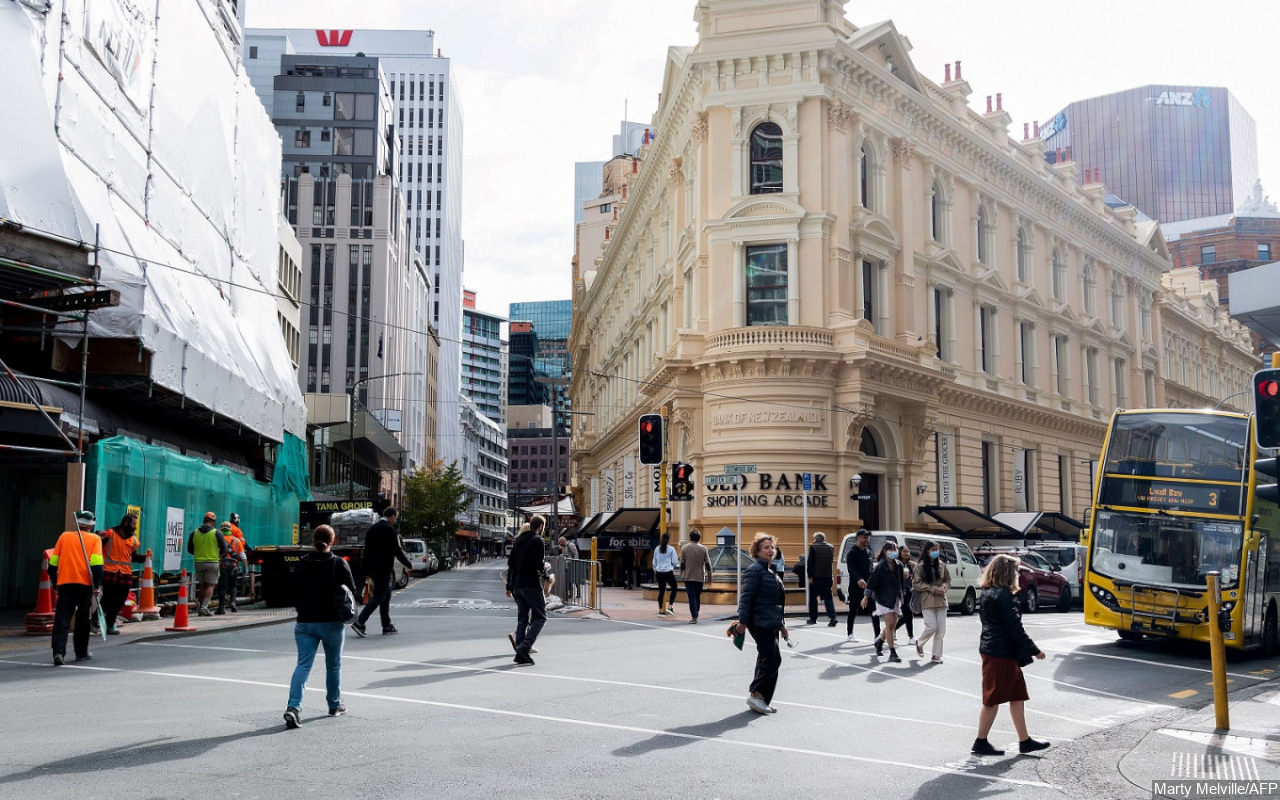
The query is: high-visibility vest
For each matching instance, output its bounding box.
[191,528,220,563]
[48,530,104,586]
[102,528,140,574]
[228,536,245,557]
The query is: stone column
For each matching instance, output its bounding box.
[733,242,745,327]
[787,237,800,325]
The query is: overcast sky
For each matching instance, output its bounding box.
[247,1,1279,321]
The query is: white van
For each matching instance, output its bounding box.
[837,531,983,615]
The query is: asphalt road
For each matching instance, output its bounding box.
[3,563,1280,799]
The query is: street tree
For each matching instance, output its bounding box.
[401,460,471,555]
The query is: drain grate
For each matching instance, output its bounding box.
[1170,752,1260,780]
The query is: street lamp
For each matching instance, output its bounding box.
[349,371,421,501]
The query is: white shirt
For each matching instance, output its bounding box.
[652,546,680,573]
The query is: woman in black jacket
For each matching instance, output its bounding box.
[972,553,1049,756]
[731,532,790,715]
[894,546,915,640]
[284,524,357,729]
[861,541,904,661]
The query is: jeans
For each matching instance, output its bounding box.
[289,621,344,711]
[655,571,679,610]
[748,625,782,704]
[513,587,546,652]
[52,583,92,658]
[917,607,947,656]
[357,571,393,630]
[684,580,704,620]
[808,577,836,622]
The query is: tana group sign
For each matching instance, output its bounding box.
[703,472,834,508]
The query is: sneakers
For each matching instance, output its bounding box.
[107,627,120,636]
[1019,738,1051,754]
[514,649,535,666]
[914,639,924,657]
[215,609,226,616]
[351,621,367,638]
[746,695,771,715]
[931,655,944,664]
[875,640,884,656]
[74,653,93,662]
[229,605,238,613]
[688,619,698,624]
[806,619,818,626]
[845,634,859,643]
[53,654,64,667]
[887,650,902,663]
[971,738,1004,756]
[827,618,838,627]
[197,607,213,617]
[382,625,398,635]
[766,705,778,714]
[328,704,346,717]
[283,708,301,729]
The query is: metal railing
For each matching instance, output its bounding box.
[549,555,601,610]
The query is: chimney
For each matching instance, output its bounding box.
[1033,120,1040,137]
[1065,145,1072,161]
[604,228,610,241]
[944,63,951,83]
[985,95,992,113]
[996,93,1003,111]
[613,206,618,220]
[436,48,441,57]
[954,60,962,81]
[621,184,627,199]
[1055,148,1062,163]
[1023,122,1029,139]
[632,158,638,174]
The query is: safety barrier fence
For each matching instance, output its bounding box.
[549,556,601,611]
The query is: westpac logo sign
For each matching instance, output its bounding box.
[315,29,353,47]
[1154,88,1211,108]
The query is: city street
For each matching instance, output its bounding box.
[3,563,1280,799]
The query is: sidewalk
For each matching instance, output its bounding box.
[571,585,831,623]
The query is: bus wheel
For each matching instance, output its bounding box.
[1264,605,1278,658]
[960,588,977,616]
[1117,630,1143,642]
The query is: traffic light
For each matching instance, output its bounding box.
[1257,457,1278,506]
[670,462,695,502]
[1256,368,1280,449]
[638,413,664,465]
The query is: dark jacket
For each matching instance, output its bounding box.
[807,540,835,579]
[363,518,411,576]
[846,543,871,585]
[507,532,545,591]
[294,551,357,623]
[978,587,1039,661]
[737,558,785,630]
[864,558,903,609]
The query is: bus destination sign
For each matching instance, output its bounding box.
[1100,476,1242,515]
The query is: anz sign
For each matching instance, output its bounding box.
[1041,111,1067,140]
[1154,88,1211,108]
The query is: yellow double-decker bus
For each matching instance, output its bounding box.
[1083,408,1279,653]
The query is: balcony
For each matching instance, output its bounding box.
[704,325,834,354]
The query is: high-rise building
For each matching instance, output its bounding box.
[573,119,648,231]
[507,322,546,407]
[458,395,508,549]
[1040,85,1258,224]
[246,27,465,468]
[462,290,507,425]
[568,0,1260,555]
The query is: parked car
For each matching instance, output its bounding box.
[976,549,1071,613]
[1027,543,1085,606]
[838,531,984,615]
[402,538,434,576]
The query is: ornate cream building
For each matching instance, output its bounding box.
[568,0,1259,551]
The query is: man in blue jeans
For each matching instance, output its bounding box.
[679,530,711,623]
[285,525,356,728]
[352,508,412,637]
[506,514,547,665]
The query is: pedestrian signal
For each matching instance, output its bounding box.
[670,462,695,502]
[1255,369,1280,449]
[638,414,664,465]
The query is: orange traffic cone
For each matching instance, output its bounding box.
[165,569,197,632]
[24,552,56,635]
[138,549,161,620]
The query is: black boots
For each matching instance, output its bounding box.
[971,738,1005,756]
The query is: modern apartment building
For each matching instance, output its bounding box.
[247,27,465,468]
[568,0,1259,553]
[462,291,507,425]
[1040,85,1258,224]
[458,395,509,548]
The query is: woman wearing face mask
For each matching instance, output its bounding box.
[861,541,904,661]
[912,542,951,663]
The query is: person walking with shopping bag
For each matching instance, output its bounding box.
[730,532,790,715]
[972,553,1050,756]
[911,541,951,663]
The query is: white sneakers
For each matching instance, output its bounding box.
[845,634,859,643]
[747,696,771,715]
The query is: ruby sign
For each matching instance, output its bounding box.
[316,29,353,47]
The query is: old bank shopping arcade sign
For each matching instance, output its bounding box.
[704,472,833,508]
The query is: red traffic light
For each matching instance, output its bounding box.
[1260,380,1280,399]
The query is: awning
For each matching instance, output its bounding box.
[519,497,575,515]
[577,512,607,537]
[992,511,1084,542]
[917,506,1023,538]
[454,530,479,540]
[592,507,662,551]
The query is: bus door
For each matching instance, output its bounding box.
[1243,533,1267,642]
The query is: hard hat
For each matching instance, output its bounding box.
[74,510,96,524]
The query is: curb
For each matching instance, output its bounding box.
[129,614,294,645]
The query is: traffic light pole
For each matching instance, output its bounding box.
[659,410,668,545]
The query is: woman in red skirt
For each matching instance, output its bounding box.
[972,553,1050,756]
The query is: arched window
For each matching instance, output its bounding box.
[1051,248,1066,300]
[1082,260,1096,315]
[749,122,783,194]
[1016,228,1029,283]
[930,179,944,242]
[860,428,881,457]
[976,205,991,264]
[860,145,870,208]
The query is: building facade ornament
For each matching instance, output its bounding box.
[827,100,854,133]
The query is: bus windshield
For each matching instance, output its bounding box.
[1103,412,1249,482]
[1089,509,1243,589]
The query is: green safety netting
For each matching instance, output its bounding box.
[85,434,311,573]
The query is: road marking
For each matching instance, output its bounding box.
[1161,730,1280,764]
[1039,643,1268,681]
[1169,690,1198,699]
[1206,679,1236,686]
[137,642,1010,735]
[0,658,1054,789]
[607,619,1104,728]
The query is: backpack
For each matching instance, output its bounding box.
[331,558,356,622]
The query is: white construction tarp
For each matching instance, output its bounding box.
[1,0,304,440]
[519,497,576,516]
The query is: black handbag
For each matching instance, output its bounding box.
[332,560,356,622]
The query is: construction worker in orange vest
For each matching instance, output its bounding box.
[48,510,104,666]
[98,513,146,635]
[216,521,244,614]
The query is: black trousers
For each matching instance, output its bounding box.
[808,577,836,622]
[216,564,238,610]
[357,571,393,630]
[101,573,131,630]
[748,625,782,704]
[656,572,679,609]
[684,580,704,620]
[896,602,915,637]
[846,589,881,637]
[52,583,93,658]
[513,587,546,652]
